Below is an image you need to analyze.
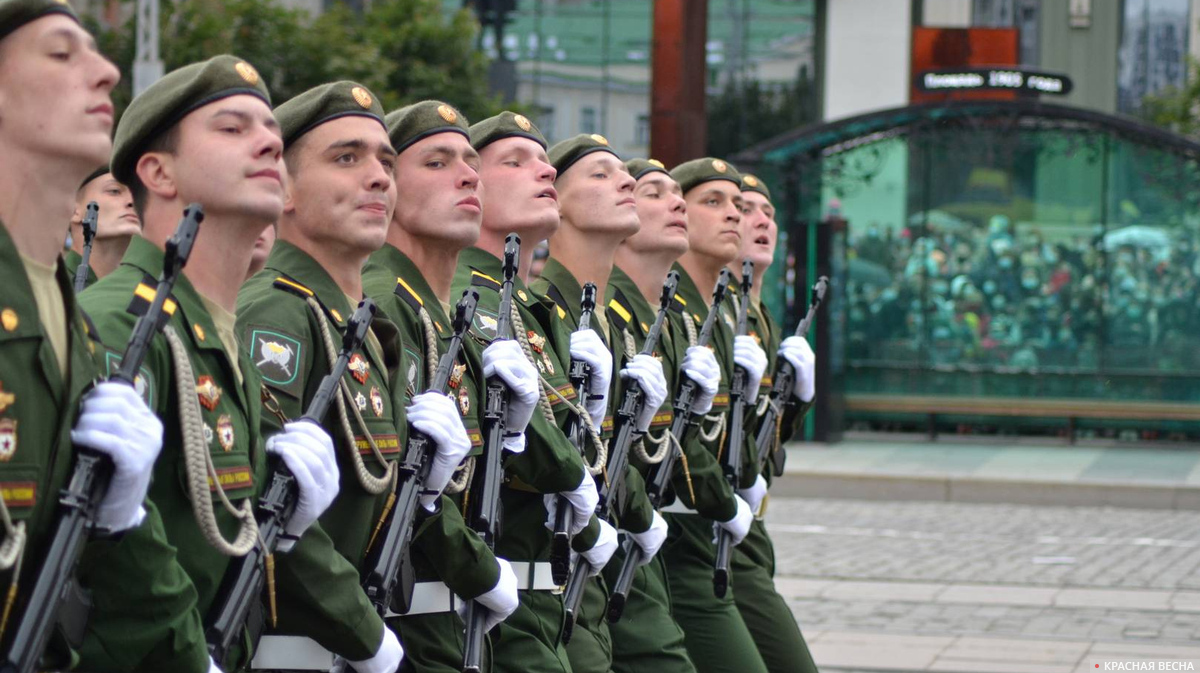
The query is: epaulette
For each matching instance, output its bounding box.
[125,273,178,326]
[393,276,424,314]
[273,276,343,324]
[540,283,569,320]
[469,269,501,291]
[670,292,687,314]
[607,288,632,332]
[78,308,103,344]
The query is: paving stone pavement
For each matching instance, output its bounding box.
[765,498,1200,672]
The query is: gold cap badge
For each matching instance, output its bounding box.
[1,309,17,332]
[712,159,727,173]
[648,159,665,169]
[352,87,372,109]
[744,175,759,186]
[514,114,532,132]
[590,134,608,146]
[234,62,259,86]
[437,104,457,123]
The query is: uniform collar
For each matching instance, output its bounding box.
[534,257,584,325]
[459,246,537,304]
[368,243,451,336]
[264,239,354,327]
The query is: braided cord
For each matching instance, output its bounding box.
[417,306,474,495]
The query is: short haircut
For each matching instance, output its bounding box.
[128,125,181,219]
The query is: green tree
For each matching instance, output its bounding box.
[706,65,818,158]
[1138,57,1200,141]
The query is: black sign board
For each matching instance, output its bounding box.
[915,68,1073,96]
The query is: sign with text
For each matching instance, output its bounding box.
[916,68,1074,96]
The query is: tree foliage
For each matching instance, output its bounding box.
[1137,57,1200,141]
[706,65,818,158]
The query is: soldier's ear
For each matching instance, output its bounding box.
[282,175,296,215]
[135,152,178,202]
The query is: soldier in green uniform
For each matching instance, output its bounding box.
[64,168,139,288]
[360,98,525,671]
[455,112,616,673]
[655,158,766,673]
[728,174,819,673]
[0,2,169,669]
[78,56,357,672]
[533,135,673,673]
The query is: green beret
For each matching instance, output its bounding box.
[0,0,78,44]
[625,158,669,181]
[276,81,385,148]
[670,157,741,195]
[111,55,271,185]
[80,165,110,190]
[469,111,546,152]
[385,100,469,155]
[548,133,619,178]
[740,173,772,202]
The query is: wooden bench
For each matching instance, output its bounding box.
[844,394,1200,442]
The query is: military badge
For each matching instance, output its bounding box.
[648,159,665,169]
[542,352,555,375]
[348,353,370,384]
[250,329,303,389]
[196,376,221,411]
[235,61,259,85]
[193,324,206,341]
[527,331,545,353]
[535,358,545,374]
[355,391,368,412]
[370,387,384,417]
[352,86,373,109]
[712,159,727,173]
[437,104,457,123]
[517,290,528,302]
[514,114,532,131]
[473,311,499,340]
[0,383,13,414]
[0,419,16,461]
[457,385,470,415]
[744,174,759,187]
[449,363,466,389]
[217,415,235,451]
[590,134,609,145]
[202,423,214,446]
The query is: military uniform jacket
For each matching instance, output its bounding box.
[0,222,112,669]
[530,258,653,535]
[451,247,599,561]
[607,266,736,522]
[362,243,501,600]
[62,249,98,289]
[744,295,812,487]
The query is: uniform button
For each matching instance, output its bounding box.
[1,308,17,332]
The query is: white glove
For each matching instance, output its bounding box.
[265,421,340,550]
[717,496,753,546]
[483,339,539,451]
[681,346,720,415]
[207,655,223,673]
[779,336,816,403]
[407,392,472,511]
[570,329,612,428]
[627,511,668,565]
[70,381,163,532]
[543,471,599,537]
[348,626,404,673]
[467,558,519,632]
[621,354,667,432]
[578,519,619,576]
[733,335,767,397]
[737,474,768,515]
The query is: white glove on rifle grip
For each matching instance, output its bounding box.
[570,329,613,428]
[467,558,519,632]
[482,339,539,451]
[621,354,668,432]
[717,496,754,546]
[627,511,669,565]
[408,392,472,510]
[779,336,816,403]
[579,519,619,576]
[543,471,599,537]
[264,421,340,548]
[70,381,164,532]
[733,335,767,397]
[348,626,404,673]
[737,474,768,515]
[681,346,720,416]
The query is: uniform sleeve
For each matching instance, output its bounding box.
[504,407,588,493]
[272,522,386,660]
[412,495,501,600]
[76,500,211,673]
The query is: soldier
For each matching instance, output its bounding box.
[728,173,819,673]
[454,112,616,673]
[246,222,275,279]
[65,168,139,287]
[656,158,766,673]
[0,1,165,668]
[533,135,672,673]
[78,56,345,672]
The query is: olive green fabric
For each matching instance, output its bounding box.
[547,133,618,178]
[669,158,741,196]
[111,55,271,185]
[0,0,78,43]
[468,111,547,152]
[624,158,669,181]
[363,244,506,673]
[739,174,771,201]
[385,100,469,155]
[275,81,385,148]
[62,249,98,289]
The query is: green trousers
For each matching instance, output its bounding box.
[731,520,819,673]
[392,613,463,673]
[662,513,767,673]
[491,590,573,673]
[564,578,612,673]
[604,546,696,673]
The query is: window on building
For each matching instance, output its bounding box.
[635,114,651,147]
[972,0,1039,66]
[536,106,556,142]
[1118,0,1191,114]
[580,107,597,134]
